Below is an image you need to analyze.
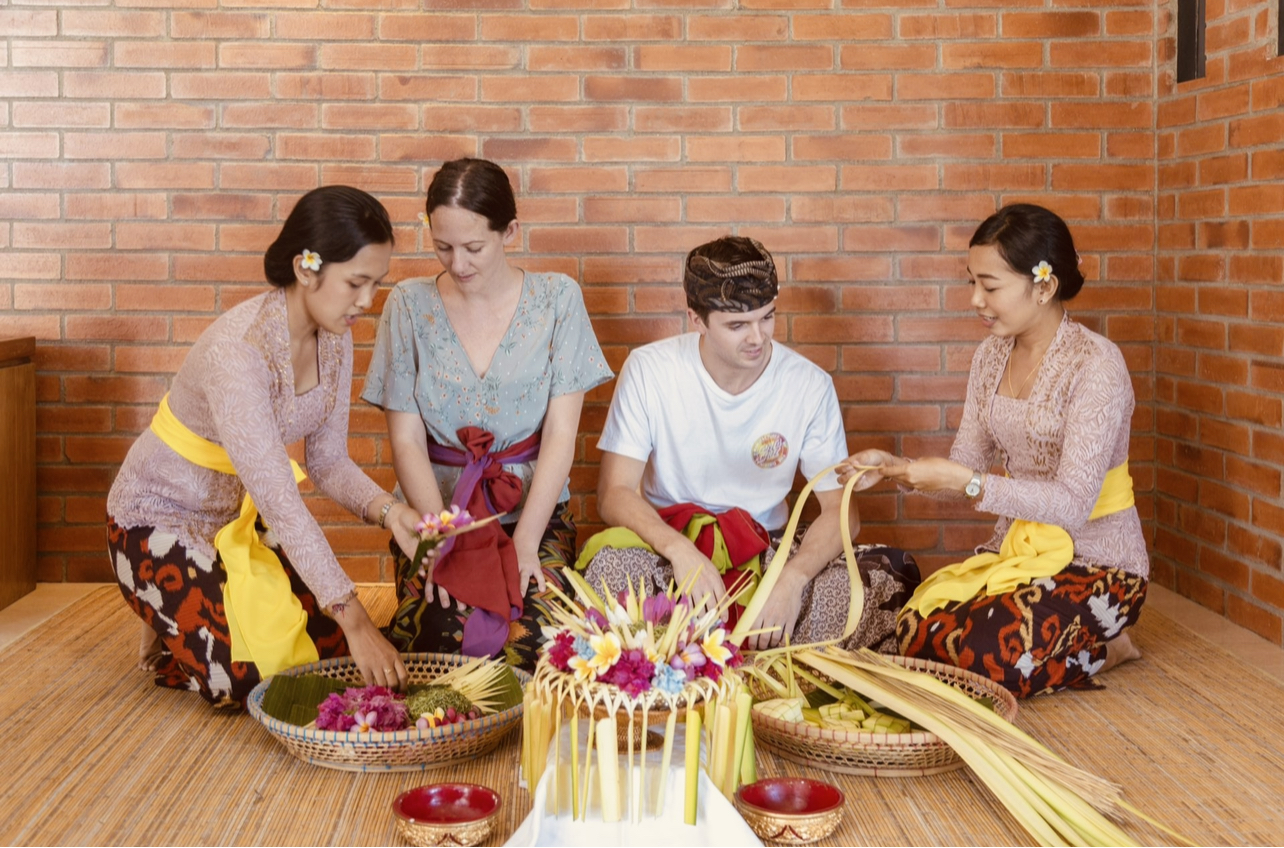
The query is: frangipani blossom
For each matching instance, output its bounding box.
[1032,260,1053,283]
[605,602,632,628]
[351,709,377,733]
[417,211,430,225]
[300,249,322,271]
[701,629,733,668]
[588,631,623,673]
[568,653,596,682]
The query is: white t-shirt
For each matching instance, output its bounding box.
[598,333,847,531]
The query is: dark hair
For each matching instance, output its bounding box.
[969,203,1085,301]
[263,185,393,288]
[684,236,779,322]
[425,158,517,232]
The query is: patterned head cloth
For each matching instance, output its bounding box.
[683,236,778,314]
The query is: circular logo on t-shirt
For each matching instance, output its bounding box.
[751,433,789,469]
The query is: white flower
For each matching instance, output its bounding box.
[417,212,430,226]
[1032,260,1053,283]
[300,249,322,271]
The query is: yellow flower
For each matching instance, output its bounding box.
[701,629,733,668]
[588,631,622,673]
[1032,260,1053,283]
[568,653,596,682]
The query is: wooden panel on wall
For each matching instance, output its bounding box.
[0,338,38,611]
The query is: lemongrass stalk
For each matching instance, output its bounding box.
[596,717,621,823]
[656,709,677,817]
[684,708,701,825]
[551,703,562,817]
[1017,762,1134,847]
[626,711,637,822]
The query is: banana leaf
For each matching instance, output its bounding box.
[260,674,349,726]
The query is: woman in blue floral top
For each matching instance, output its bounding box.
[363,158,612,671]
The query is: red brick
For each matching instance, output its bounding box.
[899,12,995,38]
[584,197,681,223]
[791,195,893,224]
[1226,595,1282,644]
[528,226,628,254]
[172,72,272,100]
[687,13,786,39]
[738,45,833,71]
[842,225,941,252]
[791,256,892,282]
[528,106,626,133]
[480,75,578,102]
[899,134,996,159]
[683,196,782,223]
[0,10,57,36]
[943,41,1042,69]
[0,71,59,99]
[582,14,681,40]
[689,75,790,102]
[171,11,271,39]
[841,104,937,130]
[635,106,732,133]
[0,193,59,220]
[1052,101,1152,128]
[737,165,836,192]
[11,41,109,69]
[12,102,111,129]
[277,133,376,160]
[13,223,111,250]
[795,134,893,161]
[633,167,730,192]
[424,45,521,69]
[1001,10,1100,37]
[794,12,892,39]
[219,163,318,191]
[115,41,217,69]
[900,73,994,100]
[634,45,730,71]
[1001,71,1100,98]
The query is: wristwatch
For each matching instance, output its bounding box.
[964,471,984,499]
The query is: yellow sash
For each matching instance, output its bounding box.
[149,394,319,677]
[904,462,1135,618]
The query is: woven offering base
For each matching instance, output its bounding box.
[246,652,530,773]
[751,655,1018,778]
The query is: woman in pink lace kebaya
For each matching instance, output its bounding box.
[107,187,423,707]
[842,204,1147,698]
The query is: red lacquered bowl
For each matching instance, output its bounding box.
[734,778,845,844]
[392,783,501,847]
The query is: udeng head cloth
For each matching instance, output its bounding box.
[684,237,778,314]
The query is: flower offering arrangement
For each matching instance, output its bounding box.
[520,571,757,824]
[410,505,504,575]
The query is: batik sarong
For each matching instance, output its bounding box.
[108,514,348,708]
[897,563,1147,699]
[384,503,577,673]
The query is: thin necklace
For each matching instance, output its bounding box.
[1006,342,1050,399]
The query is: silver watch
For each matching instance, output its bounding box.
[964,471,983,499]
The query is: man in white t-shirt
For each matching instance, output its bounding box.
[585,237,918,652]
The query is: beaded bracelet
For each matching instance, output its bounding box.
[377,500,395,529]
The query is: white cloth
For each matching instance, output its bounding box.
[505,720,762,847]
[598,333,847,530]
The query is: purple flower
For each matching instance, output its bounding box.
[642,594,675,625]
[585,608,608,630]
[315,685,408,732]
[670,642,706,681]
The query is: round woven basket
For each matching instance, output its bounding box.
[750,655,1018,777]
[246,652,530,773]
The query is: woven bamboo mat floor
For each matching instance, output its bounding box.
[0,586,1279,846]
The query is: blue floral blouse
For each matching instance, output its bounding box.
[362,272,613,509]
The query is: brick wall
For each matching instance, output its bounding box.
[1153,0,1284,643]
[2,3,1160,592]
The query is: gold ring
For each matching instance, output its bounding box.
[384,668,394,674]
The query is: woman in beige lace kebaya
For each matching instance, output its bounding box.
[107,187,423,707]
[843,204,1148,699]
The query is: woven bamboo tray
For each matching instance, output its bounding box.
[246,652,530,773]
[751,655,1018,778]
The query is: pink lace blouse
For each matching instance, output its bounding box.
[944,315,1150,578]
[107,288,385,608]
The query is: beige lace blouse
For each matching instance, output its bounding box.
[107,288,385,608]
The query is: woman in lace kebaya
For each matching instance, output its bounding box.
[363,158,612,671]
[108,186,424,706]
[842,204,1148,699]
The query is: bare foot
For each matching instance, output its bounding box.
[138,623,166,672]
[1099,632,1141,674]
